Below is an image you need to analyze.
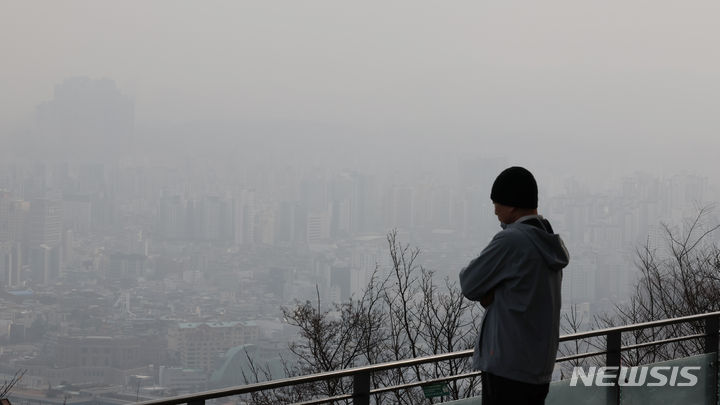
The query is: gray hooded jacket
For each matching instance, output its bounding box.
[459,216,569,384]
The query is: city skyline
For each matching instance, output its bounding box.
[2,1,720,403]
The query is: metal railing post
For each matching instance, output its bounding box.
[704,315,719,404]
[606,330,621,405]
[353,372,370,405]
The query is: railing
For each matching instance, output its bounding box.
[137,311,720,405]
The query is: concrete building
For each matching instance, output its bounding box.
[28,244,61,285]
[28,198,62,247]
[0,242,23,287]
[306,212,330,243]
[234,189,256,245]
[107,252,146,282]
[35,77,134,161]
[167,321,258,372]
[27,198,62,284]
[54,335,163,369]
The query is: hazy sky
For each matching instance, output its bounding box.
[2,1,720,178]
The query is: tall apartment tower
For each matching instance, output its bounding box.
[0,192,28,287]
[234,189,255,246]
[35,77,134,161]
[28,198,63,284]
[29,198,62,247]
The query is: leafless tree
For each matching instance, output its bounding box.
[0,369,25,400]
[374,231,480,404]
[243,230,482,404]
[556,304,601,378]
[238,351,305,404]
[596,206,720,366]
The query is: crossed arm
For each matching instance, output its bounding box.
[459,232,511,308]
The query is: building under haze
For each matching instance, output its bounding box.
[167,321,259,373]
[35,77,134,162]
[0,191,27,287]
[27,198,63,285]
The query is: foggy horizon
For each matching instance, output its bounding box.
[2,1,720,182]
[2,1,720,403]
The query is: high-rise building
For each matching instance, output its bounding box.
[192,195,234,242]
[0,194,29,287]
[35,77,134,161]
[306,212,330,243]
[0,242,23,287]
[385,185,414,229]
[62,194,92,234]
[234,189,255,245]
[27,198,63,284]
[0,190,12,242]
[254,207,275,245]
[300,172,328,214]
[28,244,61,285]
[28,198,62,247]
[275,201,299,245]
[458,157,507,190]
[0,192,28,244]
[457,157,507,237]
[158,195,189,240]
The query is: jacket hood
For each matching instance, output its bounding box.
[509,222,570,271]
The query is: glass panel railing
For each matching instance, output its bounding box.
[441,398,481,404]
[620,352,717,405]
[429,375,613,405]
[547,353,717,405]
[546,374,612,405]
[432,353,718,405]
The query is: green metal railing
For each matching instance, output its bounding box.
[137,311,720,405]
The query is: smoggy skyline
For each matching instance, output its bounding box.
[2,3,720,401]
[2,1,720,182]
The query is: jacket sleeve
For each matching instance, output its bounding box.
[459,231,513,301]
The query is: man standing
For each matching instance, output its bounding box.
[459,166,569,405]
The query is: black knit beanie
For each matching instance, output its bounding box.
[490,166,538,209]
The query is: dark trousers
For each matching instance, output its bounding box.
[481,372,549,405]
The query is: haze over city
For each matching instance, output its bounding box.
[1,1,720,403]
[3,1,720,180]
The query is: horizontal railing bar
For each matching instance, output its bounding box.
[556,349,607,363]
[293,393,353,405]
[369,370,483,395]
[137,311,720,405]
[332,349,475,375]
[621,333,707,352]
[555,333,708,363]
[559,311,720,341]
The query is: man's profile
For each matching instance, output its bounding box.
[459,166,569,405]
